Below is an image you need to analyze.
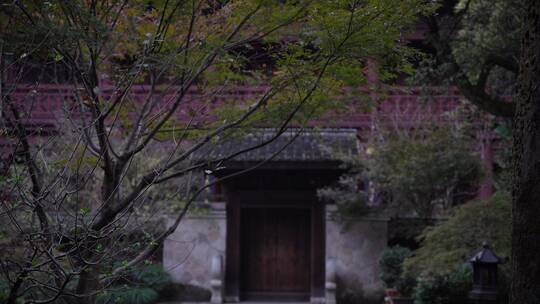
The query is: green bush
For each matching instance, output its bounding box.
[97,264,171,304]
[403,192,510,303]
[129,264,171,290]
[395,274,417,297]
[336,288,384,304]
[413,264,472,304]
[158,283,211,302]
[403,192,510,276]
[96,286,158,304]
[414,274,450,304]
[379,246,413,288]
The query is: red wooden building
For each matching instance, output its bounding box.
[0,81,497,303]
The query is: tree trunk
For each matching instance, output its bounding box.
[511,1,540,303]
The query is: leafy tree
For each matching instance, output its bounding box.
[417,0,522,118]
[417,0,540,301]
[367,127,481,219]
[0,1,432,303]
[319,121,482,220]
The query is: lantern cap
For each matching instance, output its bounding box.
[469,242,503,264]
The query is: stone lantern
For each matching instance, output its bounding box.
[468,243,504,303]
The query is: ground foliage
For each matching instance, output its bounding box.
[96,287,158,304]
[95,264,170,304]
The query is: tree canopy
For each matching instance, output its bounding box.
[318,117,482,221]
[415,0,523,118]
[0,1,433,303]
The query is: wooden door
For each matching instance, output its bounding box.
[240,207,311,299]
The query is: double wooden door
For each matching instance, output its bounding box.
[240,207,311,299]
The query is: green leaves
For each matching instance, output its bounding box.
[96,287,159,304]
[326,64,366,87]
[79,207,90,216]
[1,1,435,302]
[413,265,473,304]
[403,192,511,276]
[379,245,413,287]
[369,128,482,218]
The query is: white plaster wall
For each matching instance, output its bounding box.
[163,207,226,289]
[326,216,388,297]
[163,204,388,298]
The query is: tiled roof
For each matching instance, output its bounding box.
[196,128,359,162]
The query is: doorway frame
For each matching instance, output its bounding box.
[240,205,312,301]
[224,190,326,302]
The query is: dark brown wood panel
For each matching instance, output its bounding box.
[240,208,311,296]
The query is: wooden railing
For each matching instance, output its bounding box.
[4,84,465,131]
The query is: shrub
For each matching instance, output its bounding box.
[446,264,473,302]
[413,264,472,304]
[395,274,417,297]
[414,274,450,304]
[97,264,171,304]
[129,264,171,291]
[404,192,510,302]
[158,283,211,302]
[337,287,384,304]
[379,246,413,288]
[403,192,510,276]
[96,286,158,304]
